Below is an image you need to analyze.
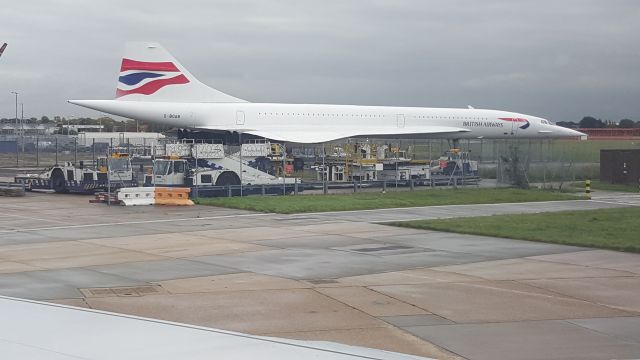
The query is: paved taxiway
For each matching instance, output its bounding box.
[1,192,639,359]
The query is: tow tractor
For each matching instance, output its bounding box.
[429,149,480,185]
[15,153,137,193]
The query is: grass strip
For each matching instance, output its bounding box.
[389,207,640,253]
[194,188,581,214]
[589,180,639,193]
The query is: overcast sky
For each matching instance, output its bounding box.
[1,0,639,122]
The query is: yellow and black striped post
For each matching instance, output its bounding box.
[585,179,591,199]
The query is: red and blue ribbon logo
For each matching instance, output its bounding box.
[499,117,530,130]
[116,59,189,97]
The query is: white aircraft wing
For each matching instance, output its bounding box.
[0,296,432,360]
[197,126,470,143]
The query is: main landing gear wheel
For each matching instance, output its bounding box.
[215,171,241,187]
[51,169,67,193]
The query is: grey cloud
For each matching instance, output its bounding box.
[1,0,639,122]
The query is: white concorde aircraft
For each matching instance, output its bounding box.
[69,42,585,143]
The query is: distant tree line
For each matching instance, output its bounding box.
[557,117,640,129]
[0,116,171,133]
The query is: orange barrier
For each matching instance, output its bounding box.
[154,187,194,206]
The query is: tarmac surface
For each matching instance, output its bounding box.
[1,191,639,359]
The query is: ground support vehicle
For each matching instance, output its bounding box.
[15,153,137,194]
[429,149,480,185]
[314,143,431,186]
[145,142,301,197]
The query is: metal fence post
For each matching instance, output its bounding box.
[282,143,286,196]
[239,133,243,197]
[322,144,327,195]
[107,158,111,206]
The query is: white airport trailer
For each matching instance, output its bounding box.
[146,142,300,196]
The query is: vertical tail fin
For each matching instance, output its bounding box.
[0,43,7,58]
[116,42,247,103]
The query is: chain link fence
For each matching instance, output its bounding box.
[1,135,638,193]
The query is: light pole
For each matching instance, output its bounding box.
[10,91,18,166]
[66,115,76,136]
[10,91,18,135]
[20,102,24,153]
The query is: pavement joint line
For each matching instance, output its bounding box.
[390,325,466,360]
[511,278,639,316]
[0,213,274,234]
[69,240,181,262]
[2,212,68,225]
[0,237,172,260]
[565,317,640,345]
[259,324,391,336]
[310,287,393,320]
[430,280,630,308]
[0,260,49,274]
[148,283,314,295]
[363,286,435,316]
[590,199,640,206]
[174,255,247,274]
[373,217,468,223]
[524,251,640,275]
[362,286,435,316]
[402,316,640,328]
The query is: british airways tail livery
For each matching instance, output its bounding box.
[69,42,585,143]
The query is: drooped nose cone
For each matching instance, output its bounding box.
[560,126,587,139]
